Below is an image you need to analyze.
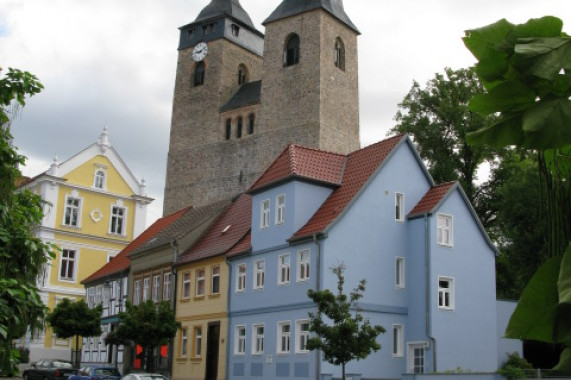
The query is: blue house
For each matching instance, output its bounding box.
[187,134,517,379]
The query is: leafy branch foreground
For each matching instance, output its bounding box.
[307,265,385,380]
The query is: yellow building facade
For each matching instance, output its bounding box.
[173,257,229,380]
[20,128,152,362]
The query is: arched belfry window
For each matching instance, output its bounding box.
[335,38,345,71]
[194,62,205,87]
[238,64,249,85]
[284,33,300,67]
[225,119,232,140]
[237,117,243,138]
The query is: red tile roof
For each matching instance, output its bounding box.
[249,144,347,192]
[81,206,193,284]
[291,134,405,241]
[177,194,252,264]
[408,181,457,218]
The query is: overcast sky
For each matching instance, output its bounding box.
[1,0,570,225]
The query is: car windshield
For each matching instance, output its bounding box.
[94,369,120,377]
[53,362,74,369]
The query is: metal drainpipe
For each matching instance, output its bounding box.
[169,239,179,378]
[313,234,321,380]
[225,256,233,380]
[424,215,437,372]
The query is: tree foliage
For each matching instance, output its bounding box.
[105,300,180,372]
[46,299,102,367]
[307,265,385,380]
[0,68,53,376]
[391,67,499,210]
[464,16,571,371]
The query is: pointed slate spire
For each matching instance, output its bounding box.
[264,0,359,33]
[195,0,255,29]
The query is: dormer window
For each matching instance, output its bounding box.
[284,33,300,67]
[334,38,345,71]
[194,62,205,87]
[94,169,106,190]
[231,24,240,37]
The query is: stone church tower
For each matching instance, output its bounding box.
[164,0,361,214]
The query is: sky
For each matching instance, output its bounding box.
[1,0,570,225]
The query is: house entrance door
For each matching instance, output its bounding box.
[205,323,220,380]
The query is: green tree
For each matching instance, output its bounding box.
[464,16,571,371]
[105,300,180,373]
[306,265,385,380]
[0,68,53,376]
[391,67,499,219]
[46,299,102,367]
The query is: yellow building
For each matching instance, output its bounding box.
[173,194,251,380]
[19,128,153,362]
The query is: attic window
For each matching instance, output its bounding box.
[222,225,232,234]
[188,28,195,39]
[231,24,240,37]
[202,22,216,35]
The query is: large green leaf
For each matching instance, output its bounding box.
[553,347,571,372]
[505,255,562,342]
[464,19,514,61]
[514,37,571,81]
[522,98,571,148]
[466,114,524,147]
[469,80,535,114]
[511,16,563,39]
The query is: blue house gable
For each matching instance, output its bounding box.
[182,135,519,380]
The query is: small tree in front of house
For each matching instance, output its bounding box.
[46,298,102,367]
[307,265,385,380]
[106,300,180,373]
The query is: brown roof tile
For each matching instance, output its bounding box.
[81,206,193,284]
[177,194,252,264]
[408,181,457,218]
[249,144,346,192]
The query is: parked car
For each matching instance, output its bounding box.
[68,365,121,380]
[22,359,76,380]
[121,374,167,380]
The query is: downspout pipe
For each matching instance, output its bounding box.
[169,239,179,378]
[313,234,322,380]
[424,215,437,372]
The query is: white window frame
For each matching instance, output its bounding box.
[163,273,171,300]
[63,193,82,227]
[59,248,77,282]
[236,264,246,293]
[407,343,426,374]
[194,326,202,357]
[438,276,455,310]
[109,203,127,236]
[278,254,290,285]
[392,324,403,357]
[260,199,270,229]
[396,257,405,289]
[295,319,310,354]
[211,266,220,294]
[437,213,453,247]
[254,260,265,290]
[277,321,291,354]
[196,268,206,296]
[93,169,106,190]
[133,280,141,305]
[297,249,310,282]
[180,328,188,357]
[395,192,405,222]
[275,194,285,225]
[252,324,264,355]
[143,277,150,302]
[182,272,191,299]
[152,275,160,302]
[235,325,246,355]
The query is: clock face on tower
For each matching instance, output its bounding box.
[193,42,208,62]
